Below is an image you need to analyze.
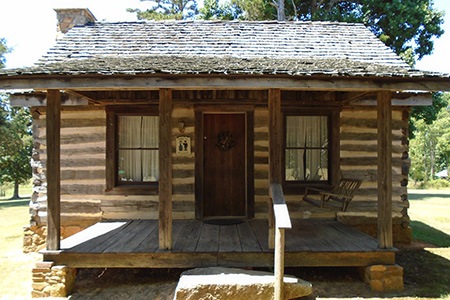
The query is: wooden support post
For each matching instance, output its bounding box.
[274,227,285,300]
[377,91,393,249]
[159,88,173,250]
[268,89,282,249]
[46,90,61,251]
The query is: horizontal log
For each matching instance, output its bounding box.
[61,169,105,181]
[35,133,105,145]
[341,156,403,166]
[352,93,432,106]
[10,93,89,107]
[61,184,105,195]
[173,169,195,178]
[61,201,101,214]
[340,144,405,154]
[5,74,450,92]
[35,118,106,128]
[341,132,383,141]
[341,118,405,130]
[41,249,395,268]
[173,184,195,194]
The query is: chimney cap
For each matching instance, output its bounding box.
[54,8,97,22]
[54,8,97,35]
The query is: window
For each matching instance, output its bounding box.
[283,109,339,191]
[106,106,159,194]
[117,116,159,183]
[285,115,329,182]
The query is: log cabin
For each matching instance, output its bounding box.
[1,8,450,295]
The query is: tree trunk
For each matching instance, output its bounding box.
[12,180,20,199]
[277,0,285,21]
[311,0,317,15]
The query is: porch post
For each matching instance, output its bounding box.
[46,90,61,251]
[159,88,173,250]
[268,88,282,249]
[377,91,393,249]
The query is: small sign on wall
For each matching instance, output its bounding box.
[176,136,191,155]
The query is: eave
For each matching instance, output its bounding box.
[1,73,450,93]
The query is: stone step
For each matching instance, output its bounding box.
[174,267,313,300]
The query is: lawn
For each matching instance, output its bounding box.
[408,189,450,247]
[0,200,41,299]
[0,188,449,299]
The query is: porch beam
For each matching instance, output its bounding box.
[9,92,89,107]
[268,88,282,249]
[46,89,61,251]
[159,88,173,250]
[2,76,450,92]
[377,91,393,249]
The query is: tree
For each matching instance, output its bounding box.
[128,0,198,20]
[0,38,9,69]
[0,39,32,199]
[409,92,448,138]
[409,93,450,183]
[198,0,444,65]
[0,96,33,199]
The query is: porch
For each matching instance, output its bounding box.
[42,219,395,268]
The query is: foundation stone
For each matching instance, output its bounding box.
[31,262,76,298]
[361,264,404,291]
[174,267,312,300]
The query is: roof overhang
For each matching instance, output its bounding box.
[1,73,450,93]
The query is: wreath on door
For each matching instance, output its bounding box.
[216,131,234,151]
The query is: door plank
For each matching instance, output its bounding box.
[203,113,246,217]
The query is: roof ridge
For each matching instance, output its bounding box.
[93,20,364,26]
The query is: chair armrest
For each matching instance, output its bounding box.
[304,187,326,197]
[319,191,351,201]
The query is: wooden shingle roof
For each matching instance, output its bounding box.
[0,20,445,78]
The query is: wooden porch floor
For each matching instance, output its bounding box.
[43,219,396,269]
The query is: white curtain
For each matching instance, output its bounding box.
[286,116,328,181]
[118,116,159,182]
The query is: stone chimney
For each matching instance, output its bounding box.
[54,8,96,37]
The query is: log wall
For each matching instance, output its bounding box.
[29,94,411,242]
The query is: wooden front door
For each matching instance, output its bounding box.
[201,113,247,218]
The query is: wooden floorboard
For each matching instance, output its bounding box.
[103,220,148,253]
[173,220,202,252]
[133,227,159,253]
[219,225,242,252]
[128,220,158,253]
[196,223,220,252]
[50,219,395,269]
[249,219,270,251]
[237,221,262,252]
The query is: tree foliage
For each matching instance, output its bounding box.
[128,0,198,20]
[0,96,33,199]
[200,0,444,65]
[0,38,10,69]
[409,93,450,183]
[0,39,32,199]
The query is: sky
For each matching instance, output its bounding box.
[0,0,449,74]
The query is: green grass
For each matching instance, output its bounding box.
[0,182,32,200]
[410,220,450,247]
[0,199,41,299]
[408,189,450,245]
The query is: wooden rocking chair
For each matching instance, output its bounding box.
[303,178,362,212]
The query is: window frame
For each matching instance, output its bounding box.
[282,108,340,194]
[106,105,159,195]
